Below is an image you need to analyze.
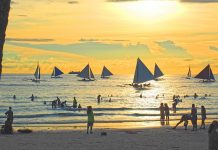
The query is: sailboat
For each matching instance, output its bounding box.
[101,66,113,78]
[154,63,164,80]
[51,66,64,78]
[186,65,191,79]
[132,58,154,87]
[78,64,95,81]
[194,64,216,82]
[31,63,40,82]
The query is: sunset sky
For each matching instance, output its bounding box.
[3,0,218,74]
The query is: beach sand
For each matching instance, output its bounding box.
[0,126,208,150]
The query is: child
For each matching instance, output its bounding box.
[87,106,95,134]
[200,106,206,129]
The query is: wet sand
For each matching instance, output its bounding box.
[0,126,208,150]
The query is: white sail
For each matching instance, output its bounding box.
[79,64,95,80]
[101,66,113,78]
[187,65,191,78]
[133,58,154,84]
[154,63,164,79]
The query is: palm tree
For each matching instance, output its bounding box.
[0,0,11,79]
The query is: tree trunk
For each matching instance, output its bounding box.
[0,0,11,79]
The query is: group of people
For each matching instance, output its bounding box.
[51,97,82,109]
[97,95,112,103]
[159,103,170,125]
[1,107,13,134]
[172,104,207,131]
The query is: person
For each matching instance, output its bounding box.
[159,103,165,121]
[52,100,57,109]
[13,95,16,100]
[109,98,112,102]
[5,107,13,125]
[57,97,61,106]
[87,106,94,134]
[172,102,177,113]
[200,106,206,129]
[61,101,67,108]
[191,104,197,131]
[73,97,78,108]
[208,120,218,150]
[172,114,190,130]
[4,118,13,134]
[78,104,82,109]
[97,95,101,104]
[140,94,142,98]
[164,103,170,123]
[30,94,34,101]
[194,93,198,99]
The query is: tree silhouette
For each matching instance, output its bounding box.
[0,0,11,79]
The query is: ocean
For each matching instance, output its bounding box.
[0,74,218,129]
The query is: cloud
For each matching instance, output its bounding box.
[79,38,130,42]
[6,38,54,42]
[180,0,218,3]
[68,1,78,4]
[6,41,151,59]
[184,58,193,61]
[156,40,190,57]
[209,46,218,51]
[107,0,139,2]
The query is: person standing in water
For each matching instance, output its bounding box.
[73,97,78,108]
[97,95,101,104]
[87,106,94,134]
[191,104,198,131]
[200,106,206,129]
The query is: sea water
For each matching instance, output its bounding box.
[0,74,218,129]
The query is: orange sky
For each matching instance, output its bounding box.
[3,0,218,74]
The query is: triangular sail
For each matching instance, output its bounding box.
[79,64,95,79]
[101,66,113,77]
[51,66,64,77]
[34,64,40,80]
[195,64,215,80]
[187,66,191,78]
[90,68,95,79]
[133,58,154,84]
[154,63,164,79]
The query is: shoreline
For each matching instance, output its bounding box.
[8,119,214,132]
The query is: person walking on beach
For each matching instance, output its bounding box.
[87,106,94,134]
[159,103,165,121]
[191,104,197,131]
[164,103,170,124]
[200,106,206,129]
[5,107,13,125]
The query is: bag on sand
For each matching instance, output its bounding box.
[208,121,218,150]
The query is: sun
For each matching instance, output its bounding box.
[112,0,183,23]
